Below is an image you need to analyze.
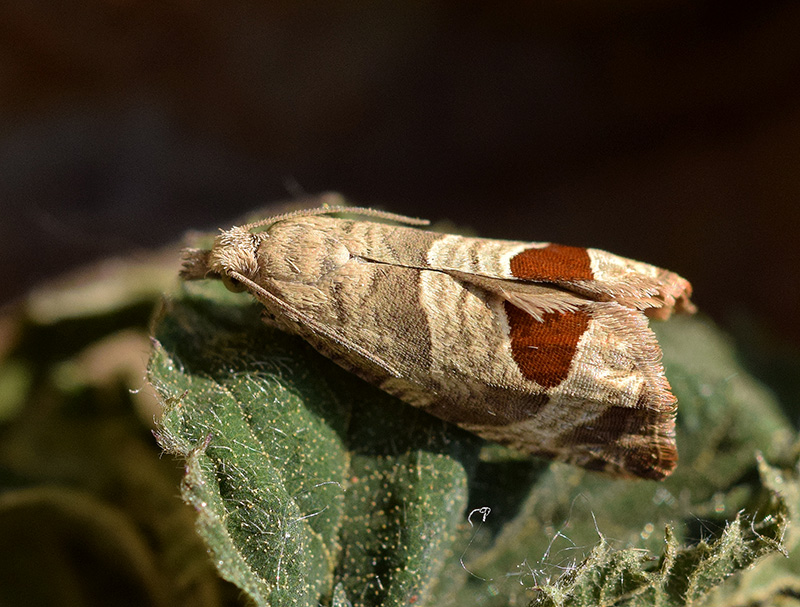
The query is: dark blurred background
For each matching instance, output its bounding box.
[2,2,799,346]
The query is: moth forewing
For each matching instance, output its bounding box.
[230,268,405,379]
[181,207,695,480]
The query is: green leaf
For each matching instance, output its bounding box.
[149,281,797,607]
[150,284,475,606]
[530,457,791,607]
[0,249,225,607]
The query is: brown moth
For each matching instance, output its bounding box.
[181,206,695,480]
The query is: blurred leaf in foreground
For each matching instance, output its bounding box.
[0,248,225,607]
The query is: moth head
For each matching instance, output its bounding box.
[209,226,260,293]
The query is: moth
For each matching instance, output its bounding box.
[181,206,695,480]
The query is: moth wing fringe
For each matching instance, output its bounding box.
[566,273,695,318]
[503,291,584,322]
[583,301,678,477]
[445,269,588,322]
[516,302,677,479]
[446,266,694,319]
[589,301,677,410]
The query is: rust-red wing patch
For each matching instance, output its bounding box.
[510,244,594,282]
[504,301,590,388]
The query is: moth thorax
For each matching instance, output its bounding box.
[210,227,260,279]
[256,222,352,283]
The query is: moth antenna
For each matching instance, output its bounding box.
[240,206,430,232]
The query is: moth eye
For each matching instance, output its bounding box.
[222,275,247,293]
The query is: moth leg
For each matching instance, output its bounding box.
[259,308,285,330]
